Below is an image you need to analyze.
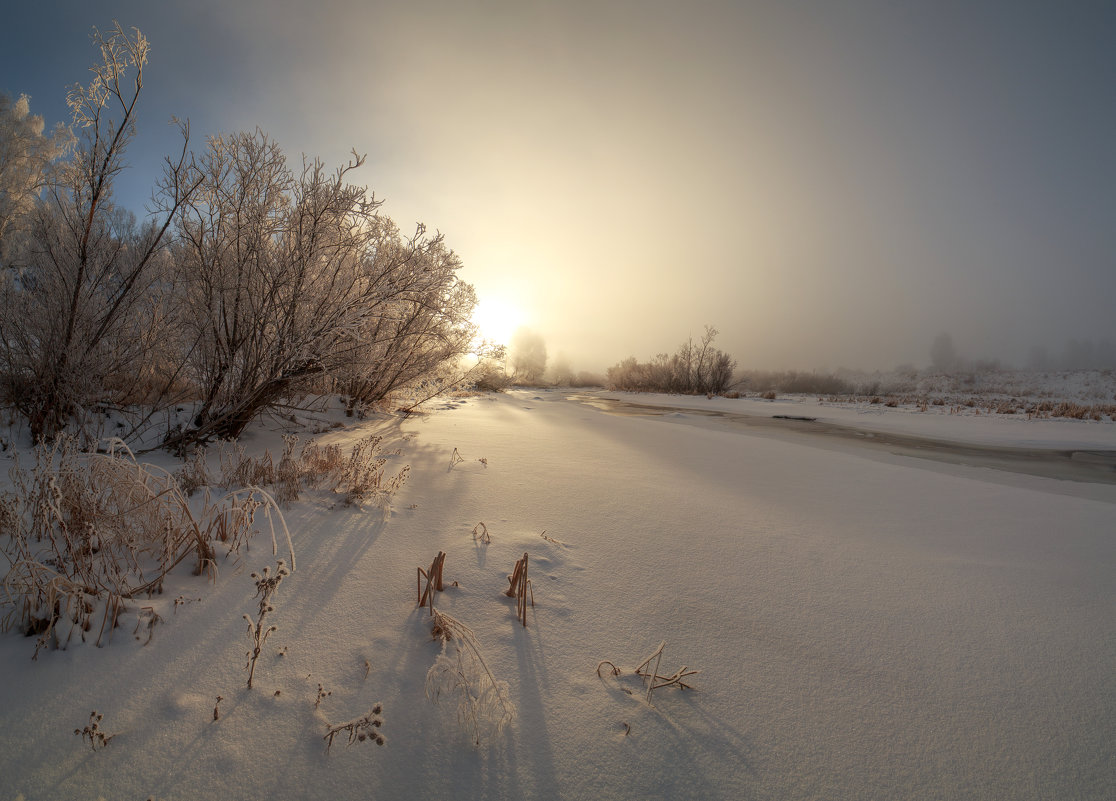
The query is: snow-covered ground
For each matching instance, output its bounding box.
[2,388,1114,800]
[599,389,1116,450]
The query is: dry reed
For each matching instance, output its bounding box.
[504,553,534,627]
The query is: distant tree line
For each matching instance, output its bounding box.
[606,326,736,394]
[1027,340,1116,372]
[0,24,478,447]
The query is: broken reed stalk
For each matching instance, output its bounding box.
[471,522,490,544]
[640,641,666,703]
[417,551,446,613]
[504,552,534,627]
[597,641,700,704]
[634,641,699,703]
[449,448,465,468]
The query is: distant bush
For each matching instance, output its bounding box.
[607,326,736,395]
[738,370,855,396]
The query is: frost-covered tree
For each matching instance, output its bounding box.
[169,130,477,443]
[0,23,198,440]
[930,332,959,373]
[332,218,478,413]
[508,327,547,383]
[0,93,72,265]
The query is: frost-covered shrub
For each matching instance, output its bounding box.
[425,609,516,747]
[0,435,293,657]
[607,326,736,395]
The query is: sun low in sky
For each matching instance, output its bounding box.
[3,1,1114,373]
[470,296,527,349]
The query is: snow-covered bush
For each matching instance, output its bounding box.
[0,92,71,265]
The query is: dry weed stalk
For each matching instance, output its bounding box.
[449,447,465,468]
[323,703,385,752]
[74,710,115,750]
[504,552,534,627]
[244,559,289,689]
[471,522,490,544]
[417,551,446,613]
[425,608,516,747]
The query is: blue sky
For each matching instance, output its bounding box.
[3,1,1114,371]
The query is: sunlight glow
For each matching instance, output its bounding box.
[471,296,526,347]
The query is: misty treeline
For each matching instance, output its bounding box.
[932,333,1116,374]
[0,24,481,447]
[607,326,737,395]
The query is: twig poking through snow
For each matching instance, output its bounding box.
[417,551,447,613]
[323,704,385,752]
[74,710,115,750]
[243,560,289,689]
[504,552,534,627]
[597,641,699,704]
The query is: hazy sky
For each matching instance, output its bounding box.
[3,1,1114,371]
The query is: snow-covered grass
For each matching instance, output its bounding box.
[1,388,1114,800]
[736,367,1116,421]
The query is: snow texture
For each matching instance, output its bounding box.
[1,389,1113,800]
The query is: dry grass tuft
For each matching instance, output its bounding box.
[179,433,410,510]
[0,435,292,658]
